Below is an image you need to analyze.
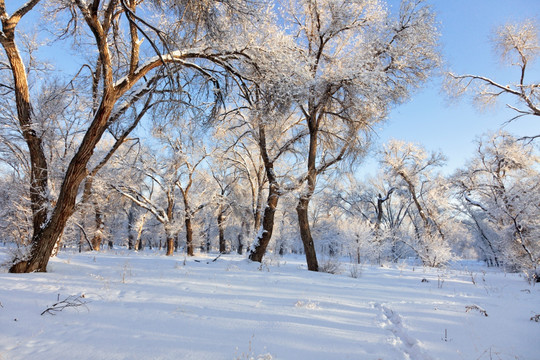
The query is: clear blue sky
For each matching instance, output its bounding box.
[360,0,540,177]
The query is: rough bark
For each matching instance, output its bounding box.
[296,197,319,271]
[1,7,49,261]
[248,181,280,262]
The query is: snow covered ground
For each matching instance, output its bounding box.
[0,248,538,360]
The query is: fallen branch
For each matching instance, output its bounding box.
[41,294,89,316]
[194,254,222,264]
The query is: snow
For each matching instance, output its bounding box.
[0,248,538,360]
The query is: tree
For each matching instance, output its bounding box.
[211,166,239,253]
[1,0,255,272]
[218,130,267,240]
[113,146,182,256]
[452,131,540,277]
[448,18,540,140]
[381,140,452,267]
[283,0,440,271]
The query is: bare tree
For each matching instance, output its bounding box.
[448,18,540,140]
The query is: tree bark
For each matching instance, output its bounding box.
[218,205,227,253]
[296,197,319,271]
[165,190,175,256]
[295,113,319,272]
[90,203,104,251]
[248,181,280,262]
[1,20,49,262]
[166,235,175,256]
[185,215,194,256]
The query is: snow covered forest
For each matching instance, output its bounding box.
[1,0,539,358]
[1,0,538,277]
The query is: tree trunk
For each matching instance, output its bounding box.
[295,115,319,272]
[218,205,227,254]
[127,206,135,250]
[185,215,194,256]
[253,183,264,233]
[91,204,104,251]
[1,32,49,236]
[296,197,319,271]
[166,235,174,256]
[248,181,280,262]
[237,220,246,255]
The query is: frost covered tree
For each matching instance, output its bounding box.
[226,0,440,270]
[113,147,183,256]
[452,132,540,277]
[216,128,267,245]
[381,140,453,266]
[280,0,440,271]
[0,0,260,272]
[448,18,540,140]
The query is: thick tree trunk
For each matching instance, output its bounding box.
[296,197,319,272]
[1,27,49,272]
[166,235,175,256]
[248,182,280,262]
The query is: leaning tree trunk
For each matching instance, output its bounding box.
[1,17,50,272]
[4,1,122,272]
[248,123,282,263]
[248,181,280,262]
[9,95,117,272]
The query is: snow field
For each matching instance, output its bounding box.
[0,249,538,360]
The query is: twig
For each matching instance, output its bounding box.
[465,304,488,317]
[41,294,89,316]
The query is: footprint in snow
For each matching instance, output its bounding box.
[372,302,433,360]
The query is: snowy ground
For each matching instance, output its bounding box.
[0,248,538,360]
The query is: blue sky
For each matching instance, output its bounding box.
[361,0,540,176]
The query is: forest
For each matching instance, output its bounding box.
[0,0,538,280]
